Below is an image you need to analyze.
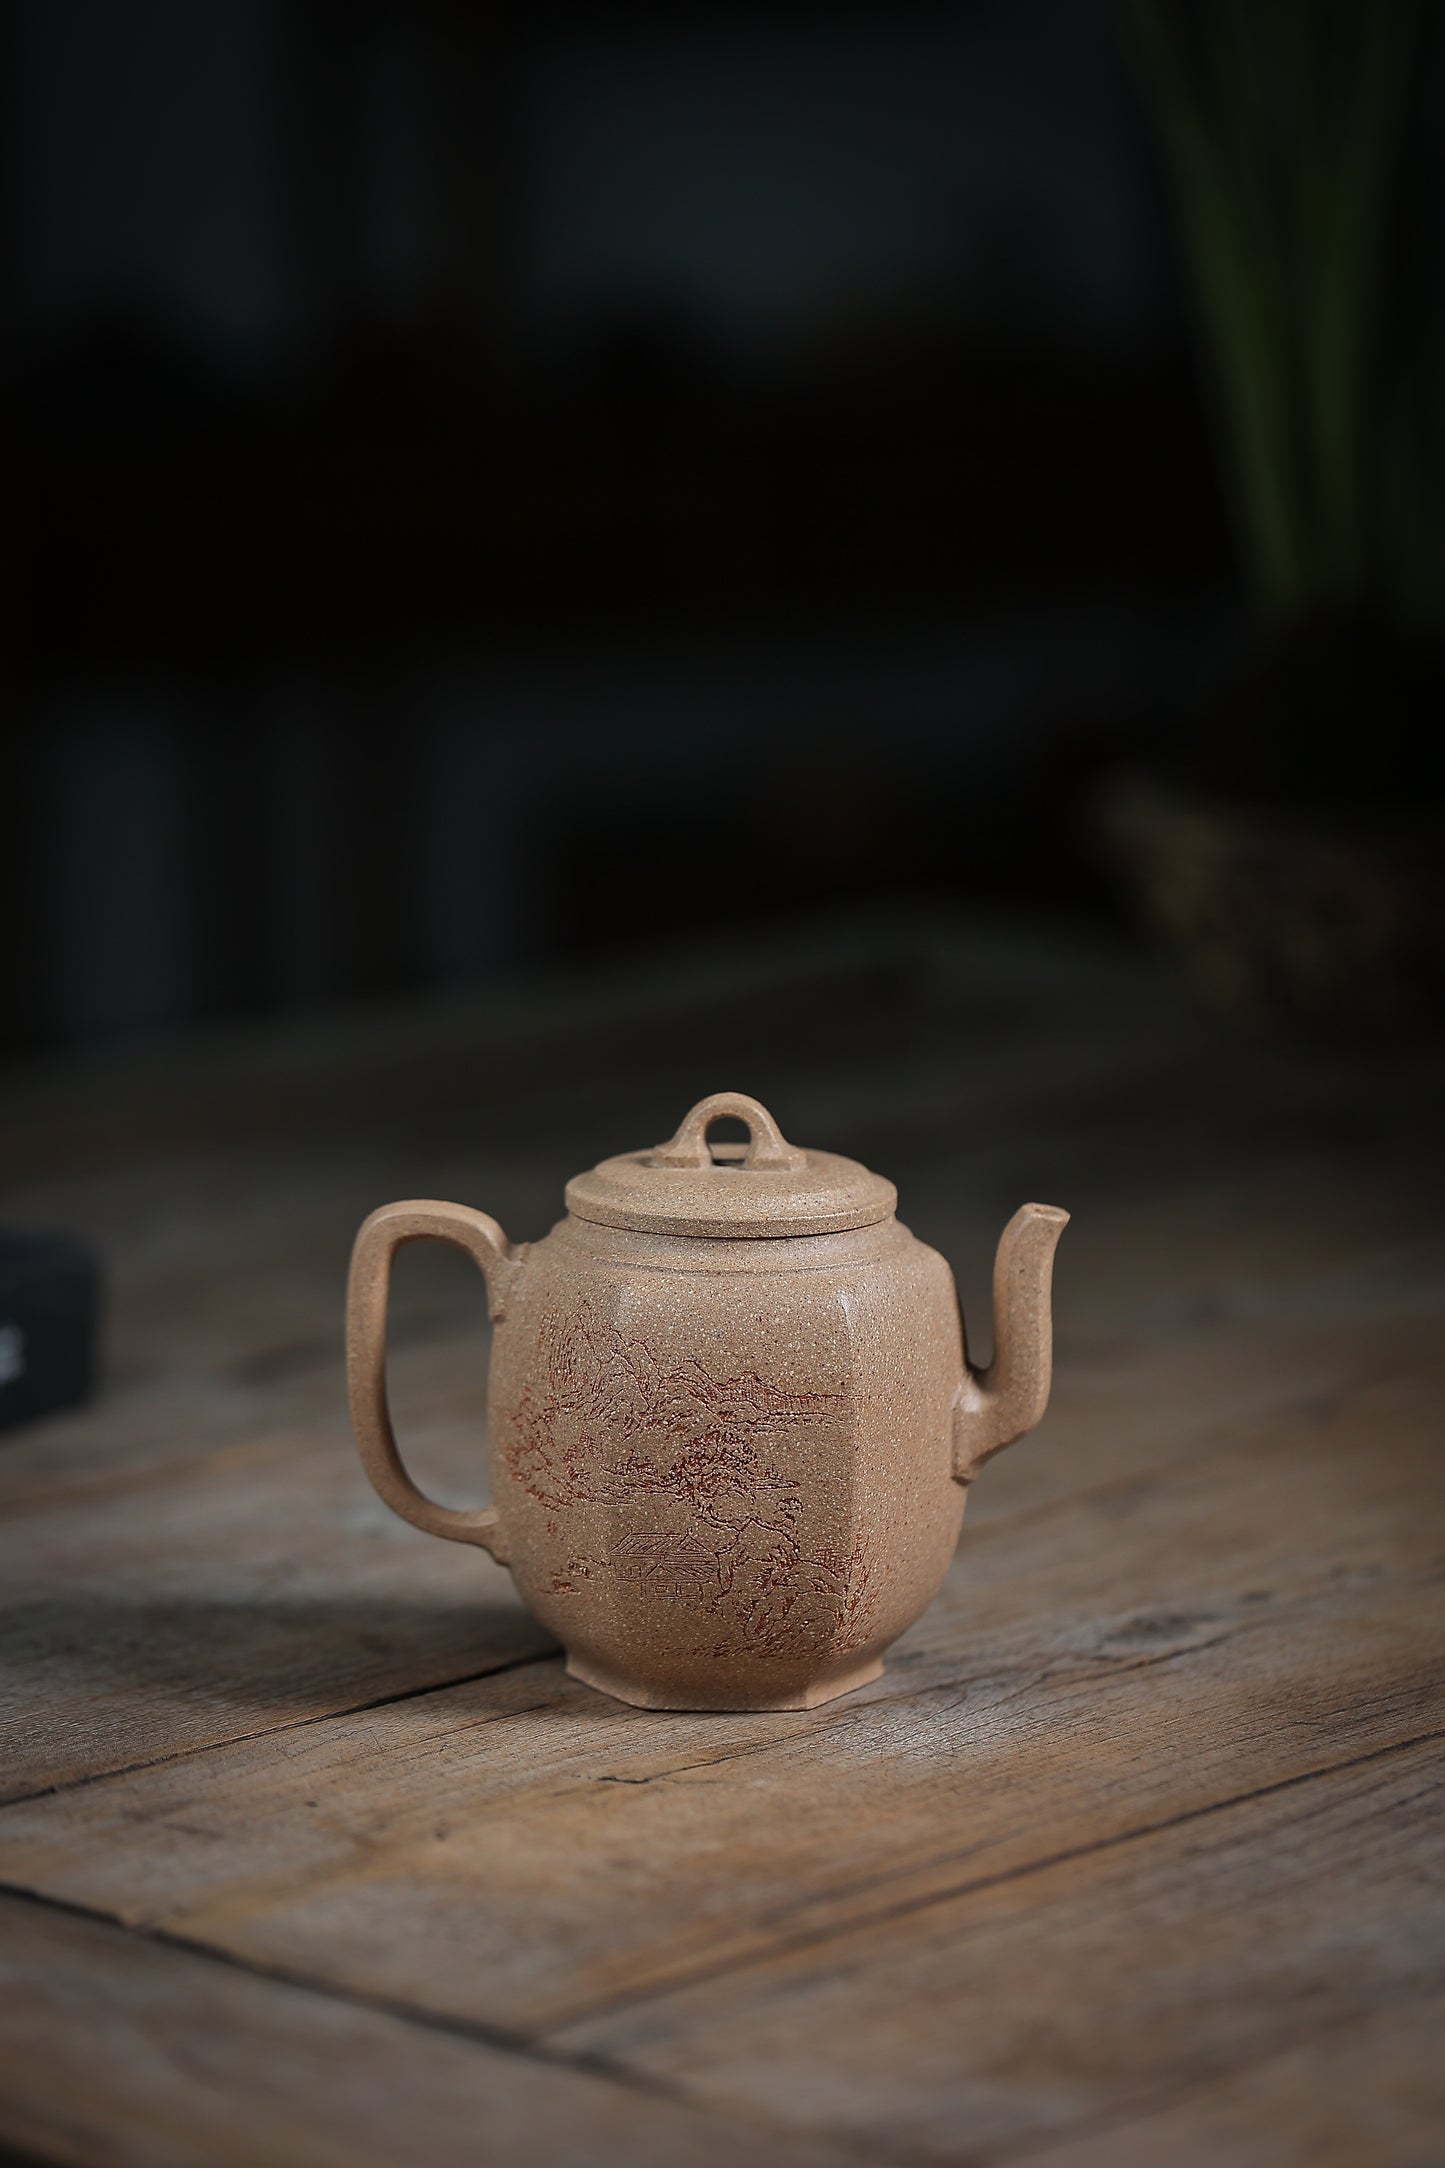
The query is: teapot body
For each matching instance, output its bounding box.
[347,1092,1065,1714]
[489,1213,966,1709]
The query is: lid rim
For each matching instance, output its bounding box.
[563,1194,895,1240]
[563,1149,896,1240]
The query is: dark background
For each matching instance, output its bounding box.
[8,0,1440,1052]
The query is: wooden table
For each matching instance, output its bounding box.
[2,921,1442,2168]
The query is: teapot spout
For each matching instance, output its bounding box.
[953,1203,1069,1485]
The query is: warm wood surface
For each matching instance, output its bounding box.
[1,920,1442,2166]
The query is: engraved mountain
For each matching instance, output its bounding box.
[500,1301,879,1659]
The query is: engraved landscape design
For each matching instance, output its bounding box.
[500,1301,880,1661]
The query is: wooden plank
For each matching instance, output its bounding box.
[1021,1989,1445,2168]
[552,1737,1445,2166]
[0,1893,853,2168]
[0,1324,552,1802]
[1,1367,1438,2034]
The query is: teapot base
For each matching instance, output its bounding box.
[564,1649,885,1713]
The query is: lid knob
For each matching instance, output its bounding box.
[652,1092,808,1173]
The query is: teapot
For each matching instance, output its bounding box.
[347,1092,1067,1711]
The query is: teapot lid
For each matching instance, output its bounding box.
[565,1092,897,1239]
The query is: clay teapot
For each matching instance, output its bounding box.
[347,1092,1067,1711]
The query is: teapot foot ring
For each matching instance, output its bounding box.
[564,1650,884,1713]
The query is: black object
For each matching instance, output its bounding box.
[0,1232,102,1433]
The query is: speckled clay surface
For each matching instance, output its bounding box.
[347,1092,1067,1711]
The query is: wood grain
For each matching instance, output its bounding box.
[0,1330,553,1803]
[1029,1989,1445,2168]
[555,1737,1445,2164]
[0,1893,853,2168]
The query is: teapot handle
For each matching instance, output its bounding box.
[346,1200,522,1560]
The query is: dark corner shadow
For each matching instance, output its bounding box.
[0,1593,560,1719]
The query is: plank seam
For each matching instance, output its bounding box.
[2,1730,1439,2167]
[534,1723,1445,2032]
[0,1646,562,1811]
[1,1567,1393,1820]
[0,1589,1256,1815]
[0,1882,912,2168]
